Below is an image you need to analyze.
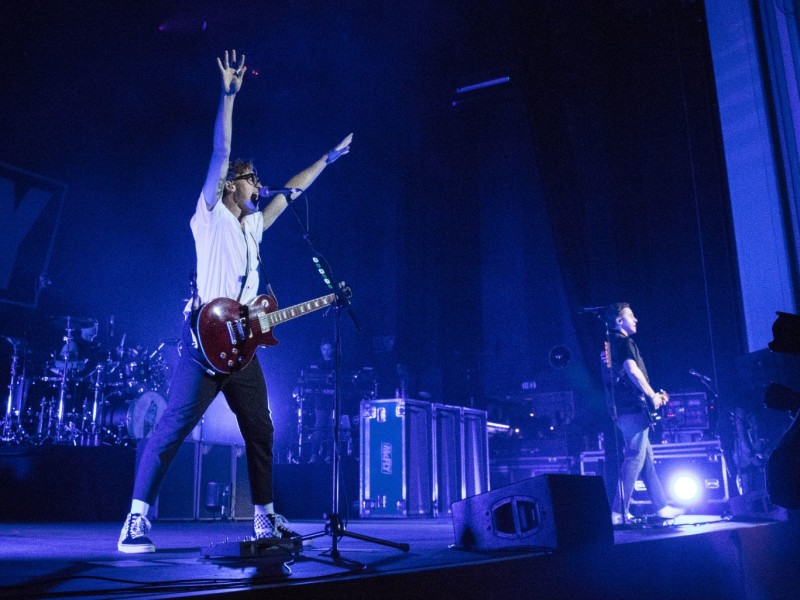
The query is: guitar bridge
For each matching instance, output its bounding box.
[226,319,248,343]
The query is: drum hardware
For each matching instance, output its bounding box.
[54,318,77,443]
[101,391,166,444]
[290,366,372,463]
[48,315,98,331]
[88,363,106,445]
[2,336,26,444]
[1,318,178,448]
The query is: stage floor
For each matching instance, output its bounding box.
[1,515,799,599]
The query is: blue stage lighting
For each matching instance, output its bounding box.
[671,474,701,503]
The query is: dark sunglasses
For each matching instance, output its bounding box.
[233,172,261,187]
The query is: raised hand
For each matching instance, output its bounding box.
[325,133,353,164]
[217,50,247,95]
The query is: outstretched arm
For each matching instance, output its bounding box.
[623,359,667,408]
[261,133,353,229]
[201,50,247,210]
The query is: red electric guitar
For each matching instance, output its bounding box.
[188,285,348,374]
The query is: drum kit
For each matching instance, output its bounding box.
[1,315,178,448]
[291,365,378,463]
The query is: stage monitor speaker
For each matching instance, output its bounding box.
[451,474,613,551]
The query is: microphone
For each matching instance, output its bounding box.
[259,187,303,198]
[688,368,711,382]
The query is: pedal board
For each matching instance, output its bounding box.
[642,516,676,527]
[202,536,302,559]
[614,516,676,529]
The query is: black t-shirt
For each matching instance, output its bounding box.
[609,331,649,415]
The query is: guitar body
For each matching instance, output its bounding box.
[640,390,667,427]
[189,289,340,375]
[195,293,279,374]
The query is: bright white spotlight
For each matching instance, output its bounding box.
[672,474,700,503]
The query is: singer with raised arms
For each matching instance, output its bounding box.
[118,49,352,553]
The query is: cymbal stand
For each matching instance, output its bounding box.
[296,370,307,462]
[55,319,75,443]
[2,338,23,443]
[86,363,105,446]
[36,398,47,442]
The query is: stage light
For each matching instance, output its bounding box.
[671,474,701,503]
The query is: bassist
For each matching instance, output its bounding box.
[605,302,685,525]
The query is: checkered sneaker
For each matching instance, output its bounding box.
[253,513,300,540]
[118,513,155,553]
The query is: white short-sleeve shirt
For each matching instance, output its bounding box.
[185,191,264,311]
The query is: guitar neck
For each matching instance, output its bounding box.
[257,293,338,329]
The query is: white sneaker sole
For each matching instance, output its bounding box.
[118,543,155,553]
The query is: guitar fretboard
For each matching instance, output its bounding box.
[256,293,337,331]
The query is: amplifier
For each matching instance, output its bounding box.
[580,441,728,511]
[490,456,574,489]
[661,392,709,430]
[148,442,239,521]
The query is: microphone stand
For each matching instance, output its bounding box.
[587,310,630,527]
[279,193,409,567]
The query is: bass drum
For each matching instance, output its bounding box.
[104,391,166,440]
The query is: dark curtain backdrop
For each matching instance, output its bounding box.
[400,0,743,436]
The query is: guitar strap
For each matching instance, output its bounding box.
[237,228,275,299]
[248,230,273,296]
[236,229,251,303]
[181,271,216,375]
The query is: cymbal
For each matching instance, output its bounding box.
[49,315,98,330]
[1,335,26,347]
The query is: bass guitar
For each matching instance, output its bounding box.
[188,286,348,375]
[640,389,667,427]
[603,341,666,426]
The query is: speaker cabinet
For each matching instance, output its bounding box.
[151,441,200,520]
[197,443,235,519]
[451,474,613,551]
[144,441,238,521]
[360,398,434,517]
